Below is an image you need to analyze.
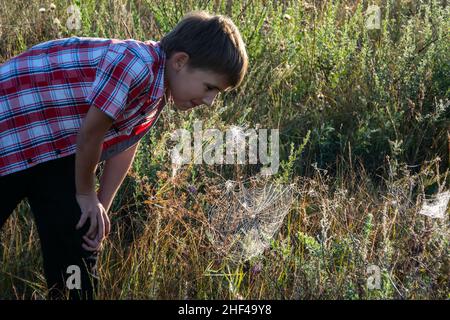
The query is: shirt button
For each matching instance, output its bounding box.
[55,149,61,155]
[140,112,145,116]
[27,158,33,164]
[113,127,120,133]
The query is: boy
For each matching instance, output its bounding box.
[0,11,248,300]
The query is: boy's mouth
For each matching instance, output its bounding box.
[173,99,202,111]
[190,100,201,108]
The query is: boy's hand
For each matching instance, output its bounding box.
[75,192,111,251]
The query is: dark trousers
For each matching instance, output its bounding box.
[0,155,99,300]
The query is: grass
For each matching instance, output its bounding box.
[0,0,449,299]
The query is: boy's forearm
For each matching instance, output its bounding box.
[75,131,104,195]
[97,142,139,212]
[75,107,114,195]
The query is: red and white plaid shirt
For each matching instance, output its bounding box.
[0,36,167,176]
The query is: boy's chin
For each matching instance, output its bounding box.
[172,101,193,111]
[173,104,188,111]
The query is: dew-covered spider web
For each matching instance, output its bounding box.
[206,178,295,262]
[418,191,450,219]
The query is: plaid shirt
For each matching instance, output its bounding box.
[0,36,167,177]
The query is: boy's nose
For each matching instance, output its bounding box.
[202,94,217,107]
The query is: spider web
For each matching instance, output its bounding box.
[206,178,295,262]
[419,191,450,219]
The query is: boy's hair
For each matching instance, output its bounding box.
[160,11,248,89]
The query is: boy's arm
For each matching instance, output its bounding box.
[97,141,140,213]
[75,107,113,194]
[75,106,113,251]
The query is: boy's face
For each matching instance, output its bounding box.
[165,52,230,111]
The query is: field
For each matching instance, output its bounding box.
[0,0,449,299]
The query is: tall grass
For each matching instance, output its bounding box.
[0,0,449,299]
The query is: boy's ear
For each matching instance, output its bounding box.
[172,52,190,71]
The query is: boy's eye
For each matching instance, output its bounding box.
[206,86,213,91]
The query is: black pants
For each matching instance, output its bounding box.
[0,155,99,300]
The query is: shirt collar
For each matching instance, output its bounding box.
[145,40,167,100]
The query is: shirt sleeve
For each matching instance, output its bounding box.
[86,44,152,121]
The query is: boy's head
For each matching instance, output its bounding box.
[161,11,248,111]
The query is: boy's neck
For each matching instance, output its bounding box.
[163,63,171,97]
